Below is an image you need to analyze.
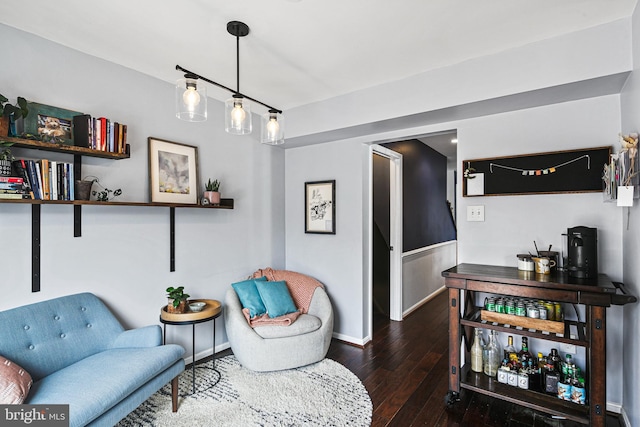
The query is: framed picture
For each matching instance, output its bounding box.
[305,180,336,234]
[22,102,83,145]
[148,137,199,204]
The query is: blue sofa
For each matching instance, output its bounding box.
[0,293,185,427]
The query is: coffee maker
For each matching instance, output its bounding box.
[566,226,598,279]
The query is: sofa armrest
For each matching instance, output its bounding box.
[112,325,162,348]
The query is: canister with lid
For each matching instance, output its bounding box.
[517,254,535,271]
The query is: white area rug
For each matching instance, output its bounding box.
[118,355,372,427]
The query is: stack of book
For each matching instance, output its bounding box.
[6,159,75,200]
[72,114,128,153]
[0,175,30,200]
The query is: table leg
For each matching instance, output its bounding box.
[211,319,216,372]
[192,323,196,395]
[589,305,606,427]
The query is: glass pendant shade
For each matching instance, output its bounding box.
[225,95,252,134]
[261,110,285,145]
[175,77,207,122]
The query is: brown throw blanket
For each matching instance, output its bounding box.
[243,268,324,327]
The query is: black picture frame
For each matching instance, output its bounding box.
[305,180,336,234]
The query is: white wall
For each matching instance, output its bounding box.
[619,2,640,426]
[0,24,286,362]
[402,241,457,316]
[284,140,368,343]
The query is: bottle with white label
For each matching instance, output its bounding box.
[471,328,484,373]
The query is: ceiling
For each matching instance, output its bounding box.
[0,0,636,115]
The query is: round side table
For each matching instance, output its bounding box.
[160,299,222,395]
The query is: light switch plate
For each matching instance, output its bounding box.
[467,205,485,222]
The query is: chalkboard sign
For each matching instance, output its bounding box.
[462,146,611,197]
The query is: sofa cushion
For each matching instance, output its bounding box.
[27,345,184,427]
[232,276,268,318]
[256,280,298,318]
[0,355,33,404]
[253,313,322,339]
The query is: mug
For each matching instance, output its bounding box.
[532,257,556,274]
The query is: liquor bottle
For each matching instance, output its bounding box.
[518,337,533,363]
[471,328,484,373]
[504,335,517,362]
[544,349,561,395]
[537,352,547,371]
[483,330,501,377]
[497,358,509,384]
[527,359,541,392]
[548,348,561,372]
[517,362,529,389]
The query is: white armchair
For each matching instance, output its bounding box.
[224,285,334,372]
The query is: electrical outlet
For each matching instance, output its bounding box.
[467,205,485,222]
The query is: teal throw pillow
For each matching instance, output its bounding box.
[232,276,268,318]
[255,280,298,318]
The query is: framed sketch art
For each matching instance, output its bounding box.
[148,137,199,204]
[305,180,336,234]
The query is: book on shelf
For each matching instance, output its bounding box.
[0,193,30,200]
[0,183,24,191]
[0,176,24,183]
[11,160,34,199]
[72,114,128,153]
[72,114,92,148]
[11,158,75,201]
[25,160,41,200]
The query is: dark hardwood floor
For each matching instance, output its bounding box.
[325,290,623,427]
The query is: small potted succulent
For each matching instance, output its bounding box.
[0,94,28,137]
[203,178,220,205]
[166,286,190,314]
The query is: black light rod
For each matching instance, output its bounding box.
[176,65,282,114]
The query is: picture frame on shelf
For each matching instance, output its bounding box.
[305,180,336,234]
[148,137,199,204]
[21,102,82,145]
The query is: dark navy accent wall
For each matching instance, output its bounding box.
[383,139,456,252]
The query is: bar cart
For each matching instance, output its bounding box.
[442,263,636,427]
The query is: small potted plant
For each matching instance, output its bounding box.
[0,94,28,137]
[166,286,190,314]
[203,178,221,205]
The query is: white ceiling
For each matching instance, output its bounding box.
[0,0,636,115]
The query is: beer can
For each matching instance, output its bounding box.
[485,297,496,312]
[527,306,539,319]
[554,303,563,321]
[544,302,555,321]
[506,300,516,315]
[516,302,526,317]
[495,298,505,314]
[538,304,548,320]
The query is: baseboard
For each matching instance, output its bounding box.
[332,331,369,348]
[403,286,446,318]
[607,402,622,414]
[186,341,231,365]
[619,406,631,427]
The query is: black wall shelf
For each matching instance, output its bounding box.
[1,136,234,292]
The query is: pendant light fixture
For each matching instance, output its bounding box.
[175,20,285,145]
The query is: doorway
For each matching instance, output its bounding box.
[370,145,402,330]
